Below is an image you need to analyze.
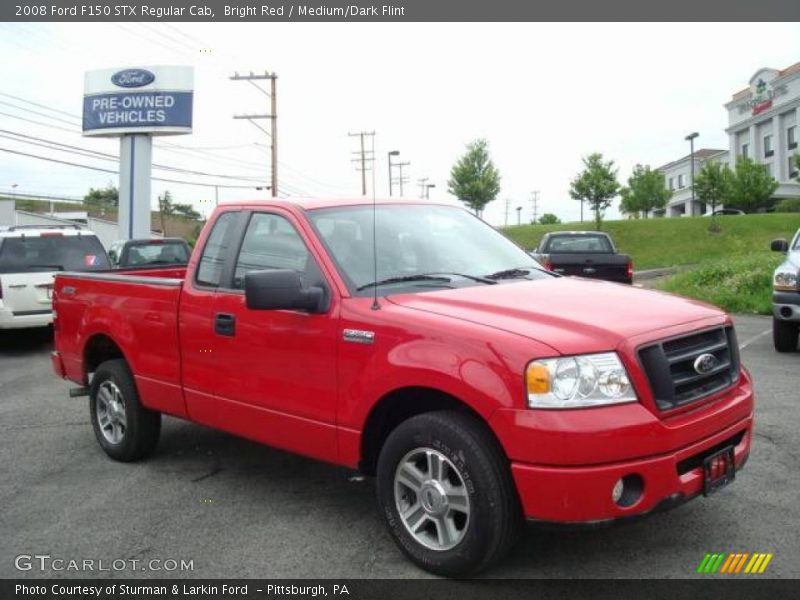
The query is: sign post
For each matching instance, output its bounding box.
[82,65,194,241]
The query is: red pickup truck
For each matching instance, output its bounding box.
[51,198,754,576]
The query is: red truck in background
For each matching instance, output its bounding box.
[51,198,754,576]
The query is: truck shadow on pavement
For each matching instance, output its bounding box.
[0,326,53,356]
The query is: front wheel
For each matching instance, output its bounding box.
[773,318,799,353]
[376,411,521,577]
[89,359,161,461]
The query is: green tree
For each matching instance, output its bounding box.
[569,153,620,229]
[447,138,501,216]
[619,164,670,218]
[158,190,175,235]
[172,202,202,220]
[723,157,779,212]
[693,161,732,226]
[538,213,561,225]
[84,184,118,209]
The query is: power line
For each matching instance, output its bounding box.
[0,147,268,190]
[0,129,271,184]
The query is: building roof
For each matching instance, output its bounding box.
[656,149,727,172]
[731,61,800,101]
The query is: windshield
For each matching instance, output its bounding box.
[124,241,190,266]
[544,234,613,253]
[308,204,549,295]
[0,234,110,273]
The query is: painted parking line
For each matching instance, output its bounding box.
[739,328,772,351]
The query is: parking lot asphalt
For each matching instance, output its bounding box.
[1,314,798,580]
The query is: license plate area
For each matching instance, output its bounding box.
[703,446,735,496]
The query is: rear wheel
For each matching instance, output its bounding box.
[376,410,521,577]
[773,318,799,353]
[89,359,161,461]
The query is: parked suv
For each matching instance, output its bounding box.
[0,225,110,329]
[771,229,800,352]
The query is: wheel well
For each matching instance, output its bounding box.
[359,387,492,476]
[84,334,125,377]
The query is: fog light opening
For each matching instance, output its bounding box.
[612,474,644,508]
[780,306,793,319]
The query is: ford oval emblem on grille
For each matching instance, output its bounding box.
[111,69,155,88]
[693,353,718,375]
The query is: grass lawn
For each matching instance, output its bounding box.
[657,252,783,315]
[503,213,800,270]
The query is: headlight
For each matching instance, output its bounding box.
[526,352,637,409]
[774,269,799,291]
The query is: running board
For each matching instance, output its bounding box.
[69,387,89,398]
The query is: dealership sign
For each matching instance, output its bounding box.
[83,65,194,136]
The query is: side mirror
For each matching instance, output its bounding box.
[245,269,325,312]
[771,239,789,253]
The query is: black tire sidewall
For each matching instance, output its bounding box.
[773,318,799,353]
[376,412,512,577]
[89,359,159,461]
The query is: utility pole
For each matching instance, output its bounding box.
[395,161,410,196]
[231,71,278,197]
[504,198,510,227]
[530,190,540,224]
[388,150,399,196]
[516,206,522,226]
[685,131,699,215]
[417,177,429,198]
[349,131,375,196]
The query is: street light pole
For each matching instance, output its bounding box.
[425,183,435,200]
[685,131,699,215]
[516,206,522,226]
[388,150,399,196]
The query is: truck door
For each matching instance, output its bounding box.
[191,210,340,463]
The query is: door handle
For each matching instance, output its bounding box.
[214,313,236,336]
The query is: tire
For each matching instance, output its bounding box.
[376,410,521,577]
[89,359,161,462]
[773,318,799,353]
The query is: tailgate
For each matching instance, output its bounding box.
[0,272,56,315]
[549,254,630,281]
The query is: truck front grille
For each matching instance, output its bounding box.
[638,326,740,411]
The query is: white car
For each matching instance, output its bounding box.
[0,225,110,329]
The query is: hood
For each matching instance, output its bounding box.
[387,277,726,354]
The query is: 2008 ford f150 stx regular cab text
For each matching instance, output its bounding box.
[51,198,754,576]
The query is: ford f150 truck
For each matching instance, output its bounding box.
[51,198,754,576]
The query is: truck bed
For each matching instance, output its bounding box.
[53,266,187,417]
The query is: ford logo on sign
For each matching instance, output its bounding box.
[111,69,155,88]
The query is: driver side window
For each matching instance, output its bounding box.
[232,213,311,290]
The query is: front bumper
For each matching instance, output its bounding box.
[773,291,800,322]
[510,415,752,523]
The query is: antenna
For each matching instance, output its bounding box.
[370,132,380,310]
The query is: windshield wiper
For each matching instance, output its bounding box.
[357,274,452,291]
[426,272,497,285]
[484,267,536,280]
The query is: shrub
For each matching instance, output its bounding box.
[775,198,800,213]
